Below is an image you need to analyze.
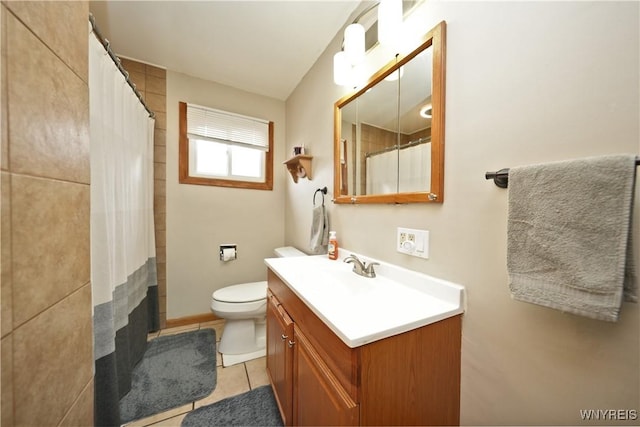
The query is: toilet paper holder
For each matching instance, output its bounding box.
[219,244,237,261]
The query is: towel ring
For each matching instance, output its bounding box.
[313,187,327,206]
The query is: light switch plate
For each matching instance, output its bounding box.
[397,227,429,259]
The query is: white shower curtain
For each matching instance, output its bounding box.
[399,142,431,193]
[89,32,158,426]
[366,142,431,194]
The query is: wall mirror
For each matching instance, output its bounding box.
[334,21,446,204]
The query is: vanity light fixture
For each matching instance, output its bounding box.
[344,23,365,65]
[333,0,403,87]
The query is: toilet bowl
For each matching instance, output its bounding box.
[211,246,306,366]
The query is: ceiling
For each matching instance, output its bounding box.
[89,1,363,101]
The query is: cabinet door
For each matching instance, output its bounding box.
[293,325,359,426]
[266,292,294,425]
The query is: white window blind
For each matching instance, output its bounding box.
[186,104,269,152]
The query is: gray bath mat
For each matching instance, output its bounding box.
[120,329,217,423]
[181,385,283,427]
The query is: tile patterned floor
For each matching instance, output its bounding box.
[124,320,270,427]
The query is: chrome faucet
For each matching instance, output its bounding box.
[344,254,379,278]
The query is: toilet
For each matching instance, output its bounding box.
[211,246,306,366]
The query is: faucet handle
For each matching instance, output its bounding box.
[364,262,379,277]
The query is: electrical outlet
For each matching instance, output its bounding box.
[397,227,429,259]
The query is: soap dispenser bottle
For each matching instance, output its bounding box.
[328,231,338,260]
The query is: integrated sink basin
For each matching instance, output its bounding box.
[264,250,465,348]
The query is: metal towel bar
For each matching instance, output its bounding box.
[485,157,640,188]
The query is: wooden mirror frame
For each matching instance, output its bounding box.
[333,21,446,204]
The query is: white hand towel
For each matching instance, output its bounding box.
[309,205,329,254]
[507,154,637,322]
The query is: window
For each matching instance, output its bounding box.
[179,102,274,190]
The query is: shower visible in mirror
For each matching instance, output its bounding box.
[334,21,446,204]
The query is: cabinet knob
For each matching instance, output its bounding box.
[281,334,288,341]
[288,340,296,348]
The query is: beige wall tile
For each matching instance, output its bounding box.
[128,70,146,92]
[120,57,145,74]
[156,262,166,283]
[1,5,7,172]
[154,179,166,198]
[146,65,166,79]
[154,129,167,147]
[158,278,166,298]
[155,232,166,248]
[11,175,89,326]
[154,211,166,231]
[1,172,12,336]
[1,334,14,427]
[6,1,88,82]
[154,195,166,213]
[146,74,166,96]
[155,245,166,263]
[59,379,94,427]
[13,284,93,426]
[7,13,90,184]
[154,162,166,180]
[154,145,167,164]
[146,93,166,113]
[154,111,167,130]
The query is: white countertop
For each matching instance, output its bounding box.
[264,250,465,348]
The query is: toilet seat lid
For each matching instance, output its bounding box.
[213,281,267,303]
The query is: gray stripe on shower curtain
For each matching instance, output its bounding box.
[94,261,159,427]
[94,259,158,360]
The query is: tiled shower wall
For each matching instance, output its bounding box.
[121,58,168,328]
[1,1,94,425]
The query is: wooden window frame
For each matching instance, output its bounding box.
[178,101,274,190]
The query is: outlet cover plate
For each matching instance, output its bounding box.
[397,227,429,259]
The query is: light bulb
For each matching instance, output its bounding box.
[420,104,433,118]
[344,23,365,65]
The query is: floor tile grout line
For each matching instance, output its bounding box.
[244,362,252,390]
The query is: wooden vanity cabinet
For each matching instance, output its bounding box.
[293,325,359,425]
[266,289,294,425]
[266,269,462,426]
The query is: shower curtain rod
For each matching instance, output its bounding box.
[89,13,155,119]
[366,136,431,158]
[485,156,640,188]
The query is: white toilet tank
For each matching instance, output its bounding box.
[212,246,305,310]
[274,246,306,258]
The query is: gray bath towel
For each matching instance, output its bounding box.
[309,204,329,254]
[507,154,637,322]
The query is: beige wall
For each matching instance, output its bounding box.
[1,1,94,425]
[285,1,639,425]
[165,71,286,319]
